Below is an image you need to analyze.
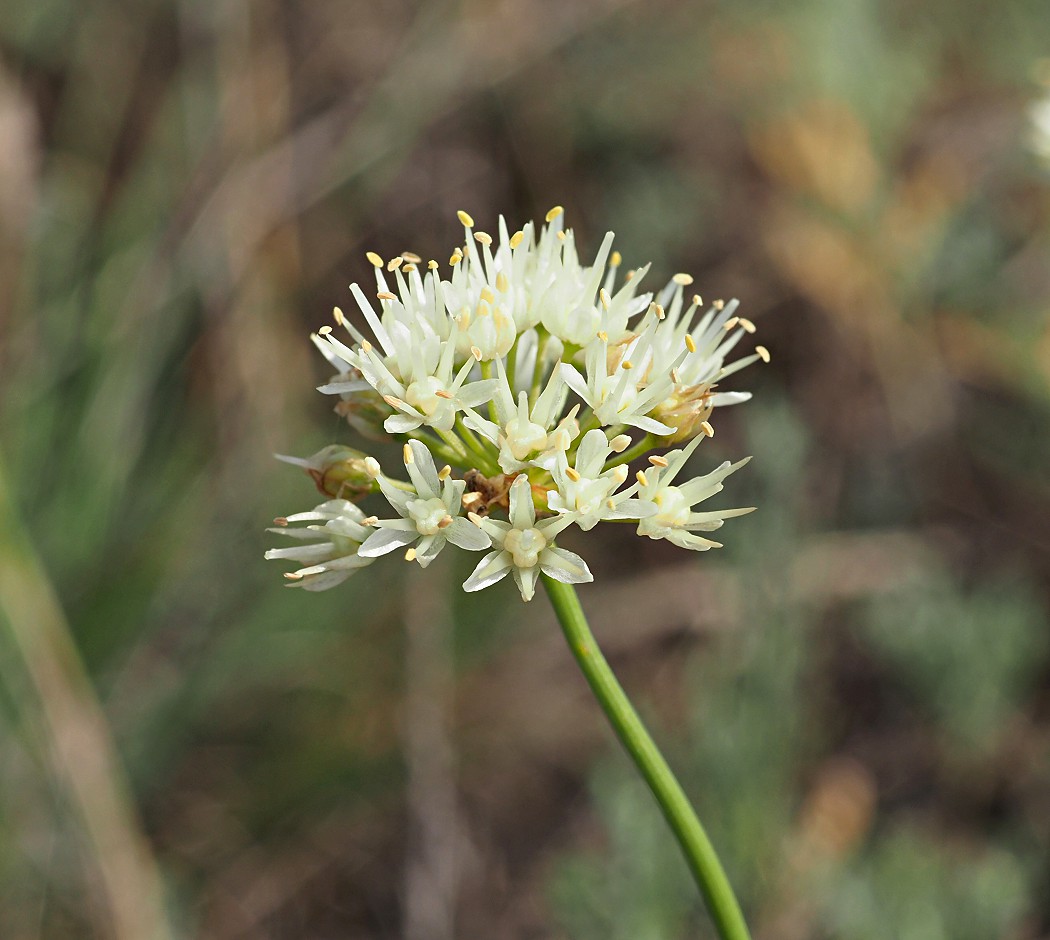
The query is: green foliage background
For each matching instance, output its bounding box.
[0,0,1048,936]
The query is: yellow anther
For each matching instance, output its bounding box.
[701,421,715,437]
[403,443,414,464]
[362,515,379,526]
[438,465,452,480]
[670,368,680,384]
[405,548,417,562]
[401,251,422,264]
[386,257,403,271]
[434,389,454,400]
[377,291,396,301]
[597,330,609,342]
[437,515,453,529]
[284,571,304,580]
[685,334,697,353]
[466,508,484,523]
[610,250,622,267]
[756,345,771,363]
[449,253,461,266]
[609,434,632,452]
[476,301,490,317]
[364,457,381,478]
[606,498,617,510]
[318,324,332,335]
[366,251,384,268]
[621,360,633,370]
[713,299,725,311]
[692,294,704,307]
[636,470,649,487]
[545,205,564,222]
[673,272,694,286]
[556,230,567,242]
[496,272,509,292]
[457,210,475,227]
[737,317,757,333]
[566,467,582,482]
[724,316,740,330]
[480,287,495,303]
[333,306,345,325]
[510,230,525,248]
[470,345,483,361]
[600,288,610,310]
[648,455,669,468]
[361,340,372,353]
[654,304,665,319]
[474,231,493,246]
[428,259,439,270]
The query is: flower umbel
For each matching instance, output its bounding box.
[268,207,766,598]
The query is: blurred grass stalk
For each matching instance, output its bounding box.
[0,456,172,940]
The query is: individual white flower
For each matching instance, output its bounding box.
[634,434,755,550]
[548,429,656,530]
[462,356,579,473]
[463,474,592,601]
[265,500,376,591]
[560,315,683,435]
[315,317,498,434]
[358,440,491,566]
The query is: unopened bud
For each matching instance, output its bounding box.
[299,445,379,501]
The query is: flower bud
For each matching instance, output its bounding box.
[331,370,394,440]
[280,445,378,501]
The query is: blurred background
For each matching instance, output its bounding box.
[1,0,1049,936]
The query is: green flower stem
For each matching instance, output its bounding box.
[541,575,751,940]
[605,433,656,469]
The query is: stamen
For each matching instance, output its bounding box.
[566,467,582,482]
[625,270,635,281]
[701,421,715,437]
[648,455,669,467]
[597,330,609,342]
[284,571,304,580]
[474,231,493,246]
[366,251,384,268]
[610,250,622,267]
[273,517,289,526]
[621,360,633,370]
[470,346,483,361]
[434,389,454,400]
[403,443,414,464]
[510,230,525,248]
[401,251,422,264]
[496,272,509,292]
[362,516,379,526]
[713,299,725,310]
[386,257,403,272]
[600,288,610,310]
[670,368,680,384]
[673,272,694,286]
[606,498,617,510]
[654,304,665,319]
[480,287,495,303]
[402,263,416,272]
[545,205,564,222]
[685,335,697,353]
[756,345,771,363]
[556,230,567,242]
[437,515,453,529]
[405,548,417,562]
[427,259,439,270]
[611,465,628,484]
[318,325,332,335]
[467,509,484,524]
[377,291,396,301]
[449,252,462,266]
[636,470,649,487]
[438,465,452,480]
[692,294,704,307]
[737,317,757,333]
[723,316,740,330]
[361,340,373,353]
[364,457,381,478]
[609,434,632,452]
[333,307,345,325]
[457,210,475,227]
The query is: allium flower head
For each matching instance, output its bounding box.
[269,208,767,600]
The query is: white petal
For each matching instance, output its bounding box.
[508,474,536,530]
[539,546,593,584]
[385,413,423,434]
[405,440,441,497]
[358,528,418,557]
[444,516,492,552]
[462,550,513,592]
[512,565,539,602]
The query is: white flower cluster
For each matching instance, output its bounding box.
[268,208,767,600]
